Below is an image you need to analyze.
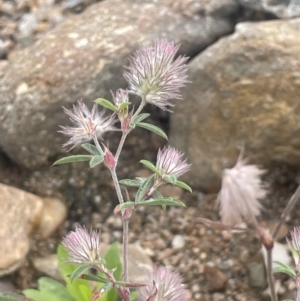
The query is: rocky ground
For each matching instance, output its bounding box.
[1,0,300,300]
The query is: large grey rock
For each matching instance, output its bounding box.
[0,0,238,169]
[170,19,300,193]
[237,0,300,18]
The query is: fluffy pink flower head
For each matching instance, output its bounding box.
[62,227,101,264]
[218,158,267,226]
[290,227,300,251]
[288,227,300,268]
[123,40,188,111]
[137,267,188,301]
[59,100,116,150]
[156,146,190,179]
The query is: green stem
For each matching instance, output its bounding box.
[131,96,147,121]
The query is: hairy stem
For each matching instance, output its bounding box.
[272,184,300,240]
[266,248,278,301]
[122,219,129,282]
[115,132,128,163]
[111,168,125,204]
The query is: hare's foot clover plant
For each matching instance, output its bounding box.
[22,39,191,301]
[2,39,298,301]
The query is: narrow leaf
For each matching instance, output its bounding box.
[81,143,102,156]
[163,175,177,185]
[114,202,135,214]
[53,155,92,166]
[140,198,186,207]
[80,274,108,283]
[119,179,144,187]
[89,155,104,168]
[174,180,192,193]
[69,264,94,282]
[135,175,155,203]
[94,98,116,111]
[140,160,161,175]
[136,122,168,140]
[273,261,296,277]
[118,102,131,111]
[131,113,150,125]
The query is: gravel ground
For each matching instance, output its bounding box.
[1,1,300,300]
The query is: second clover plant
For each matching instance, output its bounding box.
[53,39,192,301]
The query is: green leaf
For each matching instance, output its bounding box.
[23,277,76,301]
[81,143,102,156]
[136,122,168,140]
[69,263,94,282]
[273,261,296,277]
[94,98,116,111]
[174,180,192,193]
[140,160,161,175]
[118,102,131,111]
[53,155,92,166]
[114,202,135,214]
[152,189,166,210]
[135,175,155,203]
[57,246,92,301]
[163,175,177,185]
[80,274,109,283]
[119,178,145,187]
[131,113,150,125]
[0,293,27,301]
[140,197,186,207]
[23,289,65,301]
[89,155,104,168]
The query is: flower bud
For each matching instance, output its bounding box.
[103,147,116,169]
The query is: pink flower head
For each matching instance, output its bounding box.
[59,100,116,150]
[123,40,188,111]
[290,227,300,251]
[137,266,188,301]
[218,158,267,226]
[62,227,101,263]
[156,146,190,178]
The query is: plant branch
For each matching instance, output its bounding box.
[115,132,128,163]
[266,248,278,301]
[131,96,147,121]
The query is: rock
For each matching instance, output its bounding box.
[171,234,186,249]
[171,19,300,192]
[0,183,66,275]
[0,279,16,293]
[247,261,267,289]
[0,183,43,275]
[0,0,239,169]
[159,184,183,199]
[38,197,67,238]
[237,0,300,19]
[33,254,63,281]
[204,263,228,291]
